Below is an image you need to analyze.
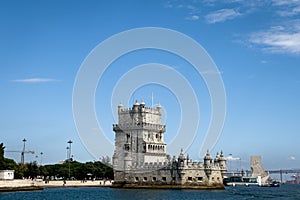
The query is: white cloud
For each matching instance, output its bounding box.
[289,156,296,160]
[226,155,241,161]
[12,78,59,83]
[164,1,173,8]
[272,0,300,16]
[164,2,200,20]
[277,6,300,17]
[185,15,200,20]
[205,8,241,24]
[261,60,268,64]
[272,0,300,6]
[249,23,300,54]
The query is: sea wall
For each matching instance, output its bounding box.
[45,180,113,187]
[0,179,113,192]
[0,179,44,192]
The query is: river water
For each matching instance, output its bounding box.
[1,184,299,200]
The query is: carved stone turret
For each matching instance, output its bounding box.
[218,151,227,177]
[204,150,213,177]
[204,150,212,166]
[214,152,219,163]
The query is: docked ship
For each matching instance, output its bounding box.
[223,175,259,186]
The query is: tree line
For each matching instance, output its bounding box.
[0,143,113,180]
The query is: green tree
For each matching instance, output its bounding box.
[0,143,6,169]
[0,143,23,178]
[0,143,4,159]
[24,162,40,179]
[41,161,114,180]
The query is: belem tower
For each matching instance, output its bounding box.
[112,101,227,189]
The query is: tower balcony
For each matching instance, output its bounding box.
[113,123,166,132]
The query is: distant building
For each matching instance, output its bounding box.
[250,156,271,185]
[0,170,14,180]
[112,101,226,189]
[250,156,268,178]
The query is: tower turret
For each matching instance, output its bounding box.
[214,152,219,163]
[204,150,212,166]
[118,102,123,110]
[204,150,212,177]
[140,100,145,108]
[133,100,140,111]
[178,149,186,167]
[218,151,227,177]
[157,103,162,114]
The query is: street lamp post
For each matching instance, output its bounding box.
[21,138,27,165]
[40,152,43,166]
[68,159,71,179]
[67,140,73,179]
[67,140,73,161]
[35,155,38,165]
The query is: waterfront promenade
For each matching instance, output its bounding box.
[0,179,112,192]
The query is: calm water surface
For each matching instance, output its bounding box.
[1,185,300,200]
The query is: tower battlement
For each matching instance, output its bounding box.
[118,106,162,115]
[117,101,162,126]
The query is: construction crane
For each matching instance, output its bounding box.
[5,150,35,165]
[5,138,35,165]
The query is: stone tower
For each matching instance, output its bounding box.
[112,101,226,189]
[112,101,168,174]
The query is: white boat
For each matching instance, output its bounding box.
[223,176,260,186]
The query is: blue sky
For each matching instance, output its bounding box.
[1,0,300,171]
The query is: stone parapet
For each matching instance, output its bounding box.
[119,107,161,115]
[113,123,165,132]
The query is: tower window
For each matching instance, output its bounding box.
[143,177,147,181]
[124,144,130,151]
[126,133,130,142]
[152,177,156,181]
[188,177,192,181]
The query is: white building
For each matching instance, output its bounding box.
[0,170,14,180]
